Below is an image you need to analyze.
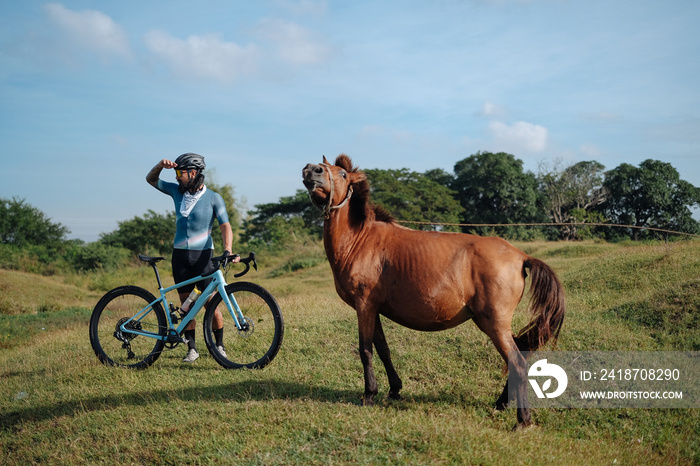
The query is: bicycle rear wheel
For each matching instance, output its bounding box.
[203,282,284,369]
[89,286,167,369]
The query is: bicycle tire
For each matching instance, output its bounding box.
[89,286,167,369]
[203,282,284,369]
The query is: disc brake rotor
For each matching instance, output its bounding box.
[237,316,254,338]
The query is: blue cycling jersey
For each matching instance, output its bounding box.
[156,180,230,250]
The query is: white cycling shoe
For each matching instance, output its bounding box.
[183,348,199,363]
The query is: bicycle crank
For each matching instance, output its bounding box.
[164,328,186,349]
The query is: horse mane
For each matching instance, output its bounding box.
[334,154,395,225]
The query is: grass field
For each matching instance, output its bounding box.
[1,240,699,464]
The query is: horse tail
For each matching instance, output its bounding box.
[514,257,566,352]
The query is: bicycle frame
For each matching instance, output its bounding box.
[118,268,246,341]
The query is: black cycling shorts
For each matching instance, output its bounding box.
[171,248,216,293]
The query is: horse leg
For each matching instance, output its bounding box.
[474,315,531,429]
[508,348,531,429]
[357,311,379,406]
[373,315,403,400]
[495,380,509,411]
[491,332,531,429]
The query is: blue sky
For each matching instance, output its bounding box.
[1,1,699,241]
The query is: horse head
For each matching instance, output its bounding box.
[303,155,367,218]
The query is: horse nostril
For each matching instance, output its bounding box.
[302,163,324,180]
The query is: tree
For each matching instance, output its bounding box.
[423,168,455,187]
[0,197,69,247]
[600,159,700,240]
[538,160,607,240]
[365,168,464,231]
[99,210,176,256]
[451,152,547,239]
[241,190,323,246]
[206,177,243,246]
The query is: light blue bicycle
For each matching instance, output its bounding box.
[89,252,283,370]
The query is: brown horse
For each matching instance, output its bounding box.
[302,154,565,428]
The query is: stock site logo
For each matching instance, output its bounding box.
[528,359,568,399]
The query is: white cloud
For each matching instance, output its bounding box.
[143,31,258,82]
[141,19,332,83]
[488,120,548,153]
[477,101,509,118]
[43,3,131,61]
[253,18,333,65]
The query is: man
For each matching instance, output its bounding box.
[146,153,238,363]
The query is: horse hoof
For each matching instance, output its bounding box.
[511,421,534,432]
[361,396,375,407]
[388,391,402,401]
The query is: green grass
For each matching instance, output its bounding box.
[1,240,699,464]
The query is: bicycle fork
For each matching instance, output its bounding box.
[218,284,249,332]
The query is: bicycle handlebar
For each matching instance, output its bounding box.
[211,251,258,278]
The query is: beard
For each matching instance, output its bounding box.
[178,172,204,194]
[178,180,190,194]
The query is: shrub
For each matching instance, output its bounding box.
[70,243,130,272]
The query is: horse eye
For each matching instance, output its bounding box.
[341,171,347,178]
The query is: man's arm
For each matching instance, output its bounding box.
[147,159,177,187]
[219,222,234,255]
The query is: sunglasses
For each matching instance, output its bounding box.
[175,169,190,178]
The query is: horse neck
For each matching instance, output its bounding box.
[322,207,364,267]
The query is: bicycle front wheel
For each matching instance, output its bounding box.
[203,282,284,369]
[89,286,167,369]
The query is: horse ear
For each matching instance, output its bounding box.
[322,155,330,164]
[350,171,367,183]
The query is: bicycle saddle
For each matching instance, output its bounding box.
[138,255,165,265]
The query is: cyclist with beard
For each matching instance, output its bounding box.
[146,153,238,363]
